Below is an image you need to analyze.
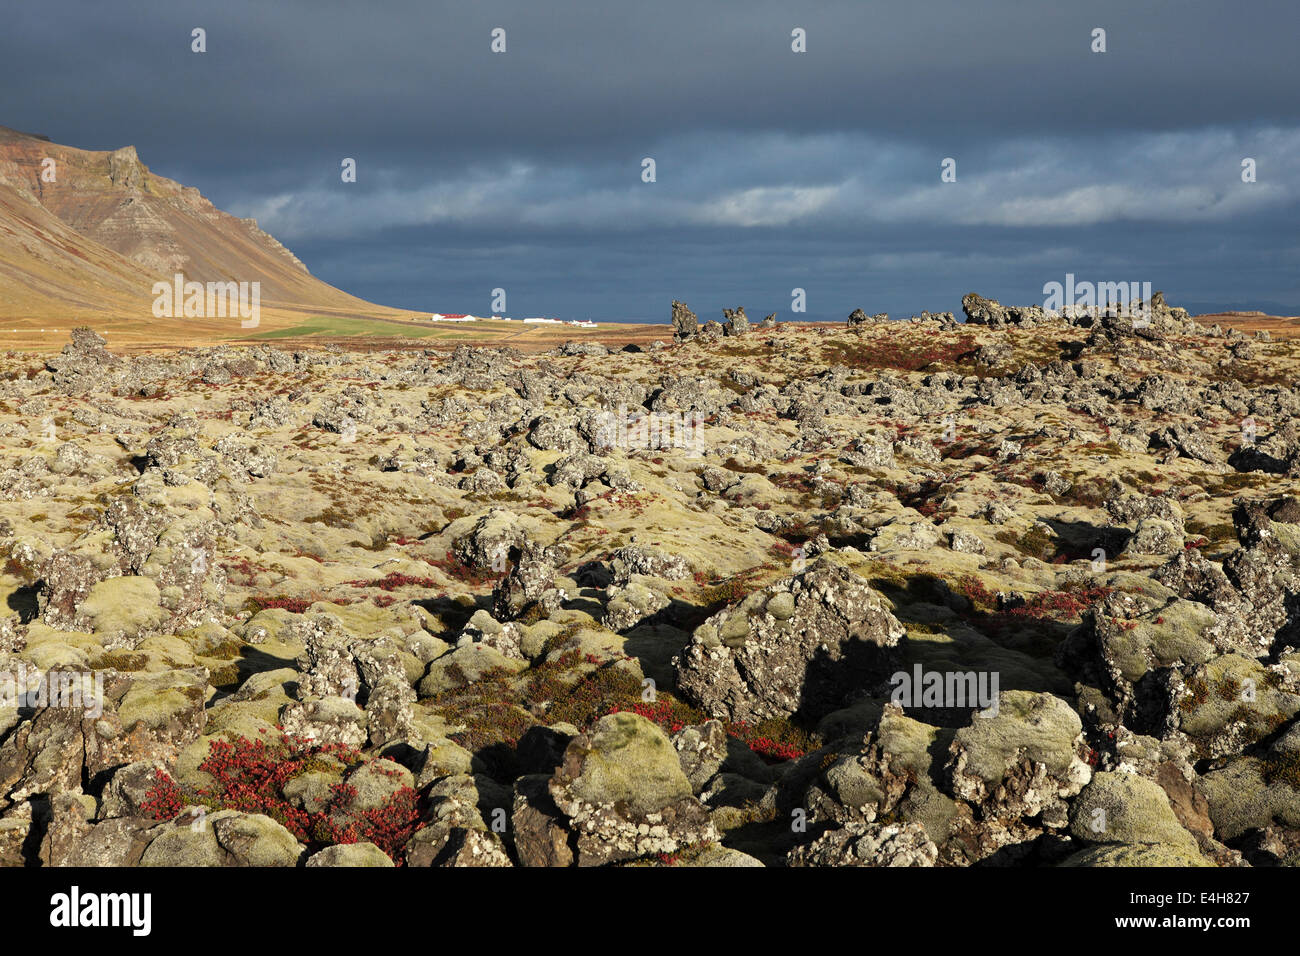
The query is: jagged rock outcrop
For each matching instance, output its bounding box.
[674,557,906,722]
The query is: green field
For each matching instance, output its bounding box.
[248,316,449,339]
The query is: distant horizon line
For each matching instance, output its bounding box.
[409,302,1300,325]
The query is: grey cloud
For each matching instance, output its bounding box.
[1,0,1296,319]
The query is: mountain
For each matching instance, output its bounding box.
[0,125,420,345]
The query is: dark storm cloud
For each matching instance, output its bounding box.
[2,0,1297,320]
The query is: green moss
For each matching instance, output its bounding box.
[118,681,206,730]
[426,641,683,766]
[863,561,916,596]
[199,657,243,688]
[1056,475,1111,508]
[1180,673,1210,714]
[1262,750,1300,789]
[547,667,645,729]
[303,506,354,528]
[1184,519,1236,548]
[1224,705,1289,747]
[996,524,1056,561]
[722,458,768,474]
[1216,677,1241,701]
[97,651,150,671]
[1216,472,1269,493]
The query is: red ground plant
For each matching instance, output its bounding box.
[608,701,810,762]
[141,733,425,864]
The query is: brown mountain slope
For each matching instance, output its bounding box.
[0,170,160,316]
[0,125,423,343]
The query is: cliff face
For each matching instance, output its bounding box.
[0,125,388,322]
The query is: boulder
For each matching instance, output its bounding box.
[674,557,905,722]
[548,713,716,866]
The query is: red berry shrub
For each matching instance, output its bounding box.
[607,702,810,762]
[246,595,315,614]
[141,734,425,864]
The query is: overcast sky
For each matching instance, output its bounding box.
[3,0,1298,322]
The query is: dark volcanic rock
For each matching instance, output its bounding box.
[673,557,905,722]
